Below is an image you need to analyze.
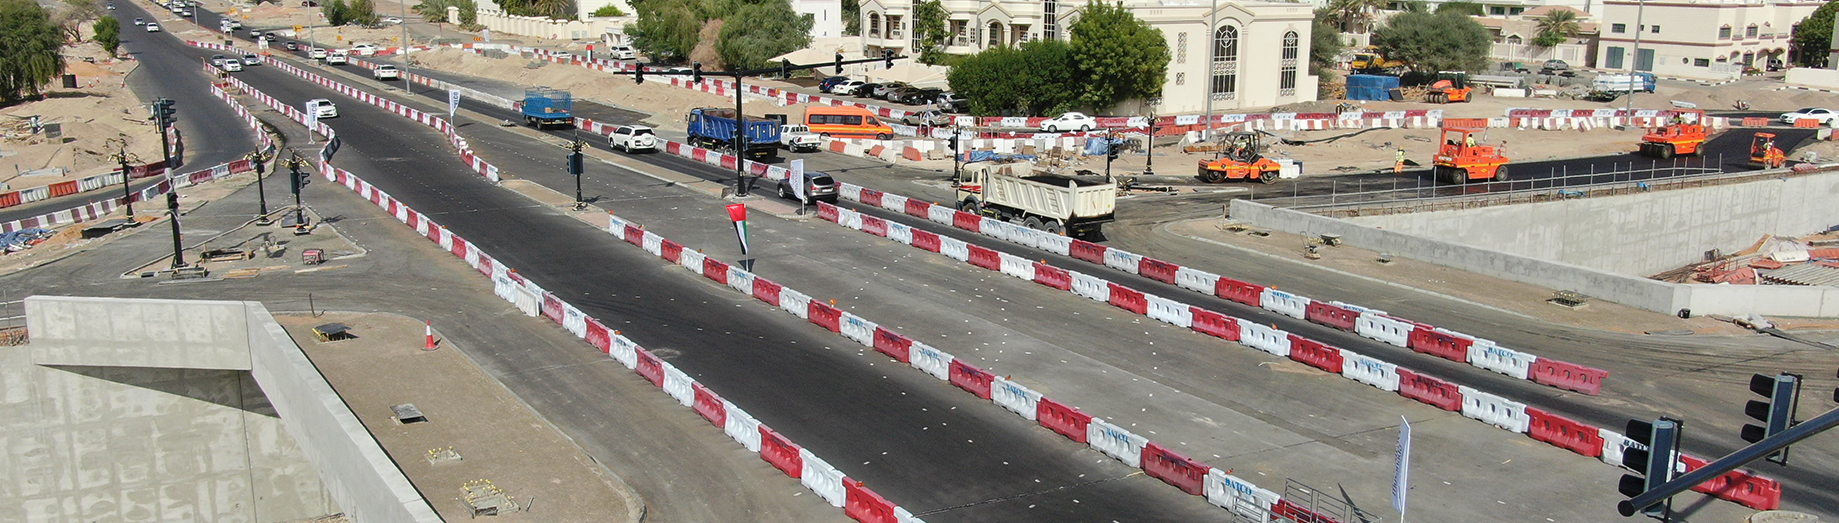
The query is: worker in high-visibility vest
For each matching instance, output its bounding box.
[1464,133,1477,148]
[1394,148,1406,173]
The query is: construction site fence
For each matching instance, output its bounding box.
[1275,163,1752,218]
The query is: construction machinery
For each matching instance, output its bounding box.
[1196,131,1301,184]
[1431,127,1509,183]
[1750,132,1786,168]
[1425,72,1474,103]
[1639,109,1707,158]
[1350,47,1407,76]
[954,161,1116,238]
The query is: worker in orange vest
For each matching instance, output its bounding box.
[1394,148,1406,173]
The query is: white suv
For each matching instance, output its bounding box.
[373,65,401,80]
[325,50,348,65]
[608,125,657,153]
[309,47,328,59]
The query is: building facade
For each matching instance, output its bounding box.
[1595,0,1819,81]
[855,0,1319,114]
[1478,5,1599,68]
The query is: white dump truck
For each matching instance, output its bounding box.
[954,161,1116,238]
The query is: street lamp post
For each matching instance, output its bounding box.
[284,153,309,228]
[248,150,272,223]
[1623,0,1645,129]
[112,142,136,221]
[1143,100,1158,176]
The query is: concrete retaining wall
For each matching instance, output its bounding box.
[1342,171,1839,278]
[27,296,253,370]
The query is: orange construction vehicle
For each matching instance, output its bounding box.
[1431,127,1509,183]
[1426,72,1473,104]
[1639,109,1707,158]
[1197,131,1300,184]
[1750,132,1786,168]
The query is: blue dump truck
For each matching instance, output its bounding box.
[687,107,780,159]
[521,87,573,129]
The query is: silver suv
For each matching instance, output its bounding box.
[777,173,837,204]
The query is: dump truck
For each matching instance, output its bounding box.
[521,87,573,129]
[1197,131,1301,184]
[1432,127,1509,183]
[1750,132,1785,168]
[1639,109,1706,158]
[955,161,1115,238]
[687,107,781,159]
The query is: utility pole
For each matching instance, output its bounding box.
[951,123,963,183]
[400,0,411,94]
[1623,0,1645,129]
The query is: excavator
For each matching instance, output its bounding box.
[1431,127,1509,183]
[1425,72,1473,103]
[1638,109,1707,158]
[1750,132,1786,168]
[1350,47,1407,76]
[1197,131,1300,184]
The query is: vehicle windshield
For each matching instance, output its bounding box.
[1798,108,1820,113]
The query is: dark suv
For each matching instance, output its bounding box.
[818,76,850,93]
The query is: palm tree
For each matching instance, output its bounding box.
[1532,9,1581,47]
[1322,0,1384,33]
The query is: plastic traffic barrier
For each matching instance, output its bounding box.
[817,202,840,222]
[635,348,665,387]
[1469,344,1534,380]
[1036,234,1072,256]
[1598,427,1640,469]
[703,257,729,284]
[781,288,813,319]
[949,359,995,399]
[1141,442,1210,496]
[1107,283,1148,314]
[1190,308,1240,341]
[1036,396,1092,443]
[926,205,954,226]
[991,376,1042,420]
[1529,359,1608,396]
[1459,385,1529,433]
[1086,418,1148,468]
[859,187,884,207]
[541,293,565,324]
[1175,267,1220,294]
[1397,369,1462,411]
[809,301,843,332]
[1032,262,1071,290]
[910,229,941,252]
[837,314,875,348]
[608,334,640,369]
[1215,277,1264,306]
[909,342,951,380]
[872,327,912,363]
[1259,288,1310,319]
[1205,470,1280,519]
[659,239,684,262]
[1071,271,1110,302]
[1239,322,1291,357]
[939,236,970,262]
[1069,239,1107,265]
[753,277,783,305]
[1525,407,1603,458]
[800,448,848,507]
[967,244,1001,270]
[1287,335,1345,374]
[692,383,727,427]
[951,210,981,232]
[726,268,754,296]
[903,199,931,218]
[861,215,888,237]
[622,224,644,245]
[1339,349,1400,392]
[1304,301,1359,331]
[1138,257,1179,284]
[998,252,1034,280]
[885,222,912,245]
[662,363,694,406]
[1677,455,1783,510]
[759,426,803,478]
[1354,312,1414,348]
[642,232,663,256]
[1103,248,1142,274]
[585,318,612,353]
[1408,328,1472,363]
[723,400,762,452]
[844,480,898,523]
[1145,295,1192,328]
[679,250,707,276]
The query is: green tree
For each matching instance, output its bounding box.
[1791,1,1838,67]
[629,0,701,63]
[590,4,626,16]
[946,40,1081,115]
[412,0,453,22]
[93,15,119,56]
[1531,9,1580,47]
[1434,1,1484,16]
[841,0,858,35]
[912,0,949,64]
[1372,9,1489,72]
[347,0,380,25]
[322,0,351,26]
[0,0,64,101]
[714,0,811,70]
[1070,0,1168,111]
[1310,11,1344,75]
[1321,0,1382,33]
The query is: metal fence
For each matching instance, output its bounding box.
[1249,158,1768,218]
[0,299,24,346]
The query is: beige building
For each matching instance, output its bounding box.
[854,0,1319,114]
[1594,0,1819,81]
[1477,5,1600,68]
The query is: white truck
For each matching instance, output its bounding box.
[780,124,821,152]
[954,161,1116,238]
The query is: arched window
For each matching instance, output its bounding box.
[1210,25,1239,101]
[1279,31,1298,97]
[988,21,1002,47]
[1506,34,1522,45]
[869,13,881,37]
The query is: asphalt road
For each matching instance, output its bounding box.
[0,9,259,225]
[128,5,1229,520]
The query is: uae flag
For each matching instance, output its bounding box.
[726,203,749,255]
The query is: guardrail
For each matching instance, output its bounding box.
[1266,162,1744,218]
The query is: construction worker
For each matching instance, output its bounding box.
[1394,148,1406,173]
[1464,133,1477,148]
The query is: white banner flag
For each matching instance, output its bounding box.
[790,159,807,201]
[448,89,461,120]
[1394,416,1411,515]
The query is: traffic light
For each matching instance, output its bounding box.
[1107,141,1122,161]
[883,49,895,68]
[947,134,958,152]
[834,52,844,74]
[154,99,177,127]
[780,59,791,79]
[567,148,584,176]
[1742,373,1801,465]
[691,61,703,83]
[1618,417,1682,519]
[634,63,644,84]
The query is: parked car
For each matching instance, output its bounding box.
[1040,112,1098,132]
[901,109,951,127]
[898,87,943,105]
[870,82,909,100]
[831,80,867,95]
[381,16,402,24]
[1781,108,1837,124]
[306,99,338,118]
[610,46,637,60]
[242,54,260,65]
[853,82,883,98]
[145,23,161,32]
[776,172,838,204]
[937,92,968,112]
[350,43,379,56]
[608,125,658,152]
[1541,59,1570,72]
[310,47,329,59]
[817,76,850,93]
[373,64,401,80]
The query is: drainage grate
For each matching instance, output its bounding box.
[1548,290,1591,309]
[392,403,427,424]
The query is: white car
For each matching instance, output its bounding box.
[210,54,229,67]
[1040,112,1098,132]
[243,54,260,65]
[145,23,161,32]
[306,99,338,118]
[373,64,401,80]
[309,47,328,59]
[228,20,242,29]
[350,44,379,56]
[610,46,636,60]
[325,50,348,65]
[220,60,243,72]
[608,125,657,152]
[832,80,866,95]
[550,51,574,61]
[1779,107,1836,124]
[381,16,402,24]
[133,17,144,25]
[780,124,821,152]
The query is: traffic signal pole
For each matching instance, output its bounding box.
[1620,406,1839,517]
